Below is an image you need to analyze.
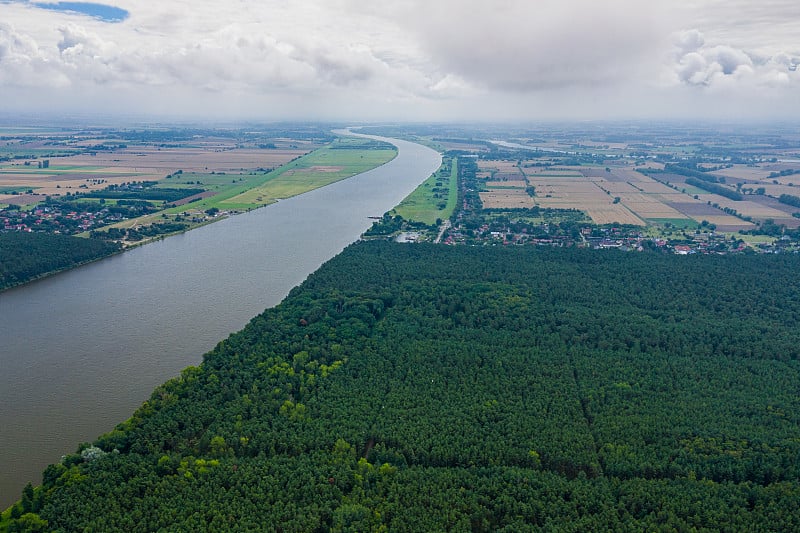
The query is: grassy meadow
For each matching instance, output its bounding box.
[391,156,457,225]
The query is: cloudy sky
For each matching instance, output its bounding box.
[1,0,798,121]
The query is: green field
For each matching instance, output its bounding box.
[0,186,38,194]
[528,173,584,178]
[737,234,776,245]
[391,156,457,225]
[648,218,699,229]
[155,137,395,214]
[218,137,396,210]
[676,185,710,195]
[158,174,250,189]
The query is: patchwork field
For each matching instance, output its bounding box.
[475,159,536,209]
[528,169,583,177]
[528,174,645,225]
[0,129,402,247]
[709,164,800,183]
[0,146,312,205]
[698,196,791,219]
[515,165,781,230]
[477,159,527,181]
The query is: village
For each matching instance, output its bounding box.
[439,215,770,254]
[0,202,129,235]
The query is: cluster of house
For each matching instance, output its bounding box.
[0,205,124,234]
[440,221,773,254]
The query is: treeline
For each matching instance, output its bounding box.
[363,214,433,236]
[662,163,722,183]
[779,193,800,208]
[769,168,797,179]
[91,221,189,242]
[330,140,394,150]
[4,243,800,530]
[0,233,121,291]
[81,187,204,203]
[685,177,744,200]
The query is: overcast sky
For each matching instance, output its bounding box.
[1,0,798,122]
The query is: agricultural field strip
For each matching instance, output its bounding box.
[695,215,754,226]
[696,196,793,218]
[479,190,535,209]
[0,147,312,200]
[524,170,699,225]
[761,184,800,197]
[583,205,646,225]
[616,171,769,226]
[486,180,527,188]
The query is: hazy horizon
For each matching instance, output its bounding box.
[1,1,798,122]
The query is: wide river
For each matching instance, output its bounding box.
[0,133,441,507]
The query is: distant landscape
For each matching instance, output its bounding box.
[3,122,800,531]
[362,123,800,255]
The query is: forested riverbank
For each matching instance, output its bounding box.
[4,242,799,531]
[0,233,121,291]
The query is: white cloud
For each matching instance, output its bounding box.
[0,0,798,120]
[670,29,798,91]
[0,22,69,87]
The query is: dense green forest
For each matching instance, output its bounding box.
[0,233,121,291]
[4,242,800,531]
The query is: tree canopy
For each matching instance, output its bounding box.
[0,233,120,291]
[4,242,800,531]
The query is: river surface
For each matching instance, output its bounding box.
[0,133,441,507]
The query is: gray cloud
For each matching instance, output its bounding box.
[379,0,672,91]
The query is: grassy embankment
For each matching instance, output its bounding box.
[390,156,457,225]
